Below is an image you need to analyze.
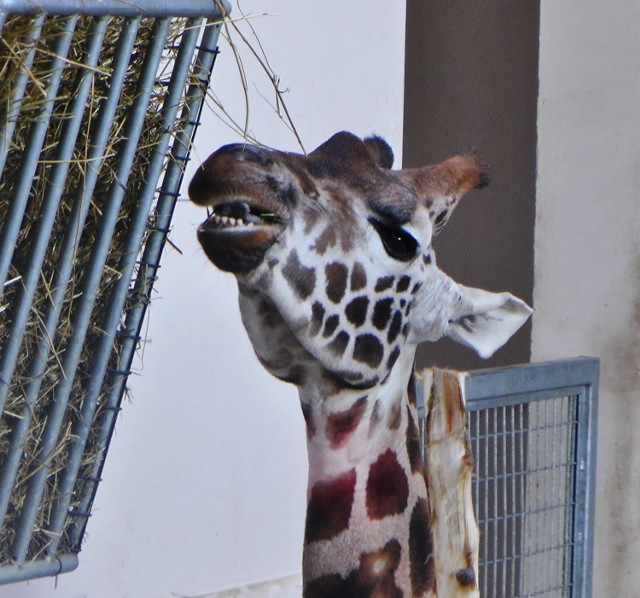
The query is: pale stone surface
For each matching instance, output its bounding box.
[534,3,640,595]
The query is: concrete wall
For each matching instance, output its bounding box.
[533,2,640,596]
[5,2,406,596]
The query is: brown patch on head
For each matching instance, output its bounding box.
[345,296,369,327]
[350,261,367,291]
[327,330,350,358]
[325,397,368,449]
[302,204,322,234]
[312,224,337,255]
[353,334,384,369]
[305,469,356,543]
[282,249,316,300]
[396,275,411,293]
[375,276,395,292]
[325,261,349,303]
[386,346,401,371]
[387,311,403,344]
[366,449,409,519]
[372,298,394,331]
[309,301,325,336]
[289,160,319,199]
[409,498,436,596]
[322,314,340,338]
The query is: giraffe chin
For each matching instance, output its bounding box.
[197,220,277,274]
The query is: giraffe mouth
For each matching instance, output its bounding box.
[206,200,283,228]
[197,200,285,274]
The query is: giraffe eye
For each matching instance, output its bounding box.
[369,218,418,262]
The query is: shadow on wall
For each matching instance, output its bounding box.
[404,0,540,372]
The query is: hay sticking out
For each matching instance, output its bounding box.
[0,12,204,564]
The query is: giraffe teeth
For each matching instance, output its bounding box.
[210,213,259,229]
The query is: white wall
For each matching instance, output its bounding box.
[5,2,406,597]
[534,3,640,596]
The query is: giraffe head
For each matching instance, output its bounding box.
[190,132,531,391]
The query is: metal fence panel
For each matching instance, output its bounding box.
[0,0,227,584]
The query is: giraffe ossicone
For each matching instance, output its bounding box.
[190,131,532,597]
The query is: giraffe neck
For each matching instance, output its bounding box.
[299,353,437,597]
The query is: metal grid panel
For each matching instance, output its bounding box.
[464,358,599,598]
[0,1,226,584]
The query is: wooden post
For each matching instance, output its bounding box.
[420,368,480,597]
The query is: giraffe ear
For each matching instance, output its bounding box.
[445,284,533,358]
[398,153,488,234]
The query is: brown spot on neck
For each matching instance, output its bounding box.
[305,469,356,543]
[388,398,402,430]
[325,396,368,449]
[304,539,403,598]
[409,498,436,596]
[366,449,409,520]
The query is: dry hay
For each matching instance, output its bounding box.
[0,12,200,564]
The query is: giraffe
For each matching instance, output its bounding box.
[189,132,532,597]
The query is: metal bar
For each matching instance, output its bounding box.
[541,397,550,593]
[517,402,527,596]
[0,15,141,538]
[465,357,598,400]
[571,367,599,598]
[563,396,578,595]
[44,17,205,552]
[0,0,230,18]
[9,16,166,564]
[67,19,224,548]
[0,553,78,584]
[0,12,47,178]
[500,406,507,597]
[0,14,77,291]
[0,15,109,414]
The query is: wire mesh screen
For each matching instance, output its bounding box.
[460,358,598,598]
[469,395,579,596]
[0,0,227,584]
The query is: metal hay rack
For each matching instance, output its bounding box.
[0,0,228,584]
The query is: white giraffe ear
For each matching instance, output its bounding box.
[446,285,533,358]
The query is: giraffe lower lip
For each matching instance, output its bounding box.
[197,217,278,274]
